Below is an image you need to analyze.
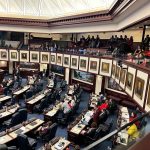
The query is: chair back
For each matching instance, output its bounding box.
[18,108,27,122]
[26,90,33,99]
[17,134,31,150]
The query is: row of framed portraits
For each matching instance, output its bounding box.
[1,49,150,111]
[111,61,150,111]
[0,49,112,75]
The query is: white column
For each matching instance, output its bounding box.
[24,33,29,45]
[65,68,70,84]
[9,61,13,74]
[95,75,103,95]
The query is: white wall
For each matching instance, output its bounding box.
[30,33,72,41]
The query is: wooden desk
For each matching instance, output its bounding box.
[13,85,30,95]
[26,94,45,111]
[117,107,129,146]
[70,121,86,135]
[0,95,11,103]
[0,119,44,144]
[25,119,44,131]
[0,134,13,144]
[0,104,19,120]
[26,94,45,105]
[44,103,61,121]
[51,138,70,150]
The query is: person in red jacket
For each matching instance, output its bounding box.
[98,100,109,111]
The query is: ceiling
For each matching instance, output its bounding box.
[0,0,117,20]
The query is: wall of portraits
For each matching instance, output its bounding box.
[0,49,150,111]
[133,70,148,107]
[72,70,94,85]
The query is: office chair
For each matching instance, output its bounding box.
[42,123,58,142]
[17,134,37,150]
[18,108,28,122]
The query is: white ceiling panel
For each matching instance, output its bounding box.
[0,0,116,19]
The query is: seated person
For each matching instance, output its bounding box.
[98,100,109,111]
[80,122,97,138]
[127,123,139,140]
[34,121,52,136]
[62,100,73,114]
[2,78,7,87]
[98,109,108,124]
[108,99,117,111]
[82,109,94,125]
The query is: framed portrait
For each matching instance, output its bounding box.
[101,62,109,73]
[112,64,116,76]
[63,54,70,68]
[115,66,120,79]
[9,50,18,61]
[100,59,112,76]
[40,52,50,64]
[50,53,56,64]
[71,55,79,70]
[126,72,133,90]
[79,56,88,72]
[20,51,29,62]
[120,69,126,84]
[147,85,150,108]
[88,58,99,74]
[57,53,63,66]
[134,77,144,99]
[30,51,39,63]
[0,49,8,61]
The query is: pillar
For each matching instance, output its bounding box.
[95,75,103,95]
[9,61,13,74]
[24,33,30,45]
[65,68,70,84]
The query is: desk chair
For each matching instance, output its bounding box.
[0,144,17,150]
[83,122,112,145]
[41,123,58,143]
[25,90,33,100]
[17,134,37,150]
[0,102,2,109]
[18,108,27,122]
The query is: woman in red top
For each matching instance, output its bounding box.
[98,100,109,111]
